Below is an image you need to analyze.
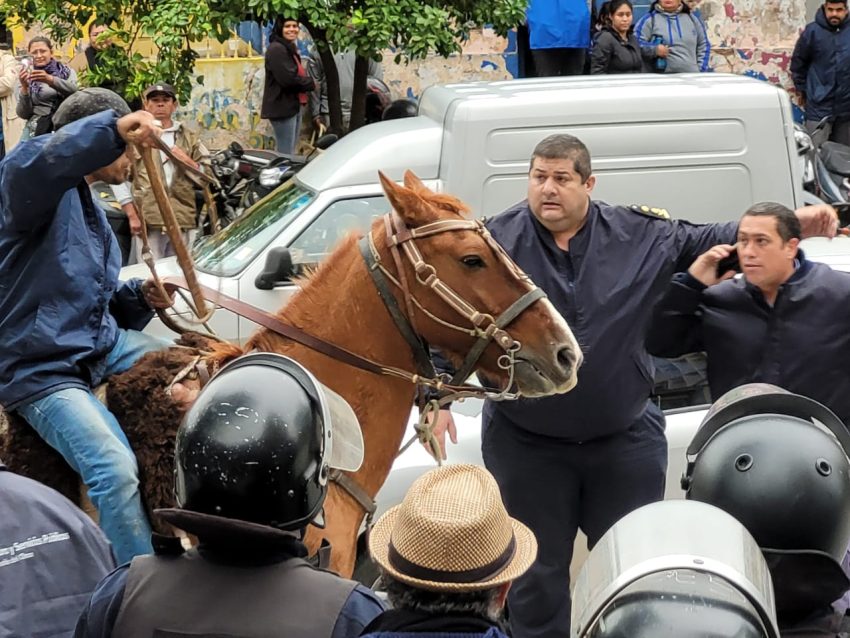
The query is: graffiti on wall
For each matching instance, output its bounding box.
[181,2,812,149]
[184,60,275,150]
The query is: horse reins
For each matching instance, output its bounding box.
[149,198,549,523]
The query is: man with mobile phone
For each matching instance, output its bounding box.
[646,201,850,427]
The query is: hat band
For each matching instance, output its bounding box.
[388,533,517,584]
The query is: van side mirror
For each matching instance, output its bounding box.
[254,247,295,290]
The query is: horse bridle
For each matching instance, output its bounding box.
[359,210,546,403]
[158,210,550,529]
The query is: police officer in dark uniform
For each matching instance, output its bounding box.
[74,352,385,637]
[684,384,850,637]
[429,134,839,638]
[0,459,115,635]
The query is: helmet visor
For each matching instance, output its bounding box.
[315,380,365,472]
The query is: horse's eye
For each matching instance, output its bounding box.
[461,255,485,269]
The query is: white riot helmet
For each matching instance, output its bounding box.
[572,500,780,638]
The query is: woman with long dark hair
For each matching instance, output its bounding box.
[591,0,659,74]
[16,36,77,139]
[261,17,315,154]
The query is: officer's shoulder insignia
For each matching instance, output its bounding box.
[629,204,671,220]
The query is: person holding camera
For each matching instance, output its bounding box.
[646,201,850,426]
[16,36,77,140]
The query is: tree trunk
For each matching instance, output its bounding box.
[347,55,371,132]
[301,19,344,135]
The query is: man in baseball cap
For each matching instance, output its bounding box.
[363,464,538,637]
[143,82,177,100]
[131,80,207,261]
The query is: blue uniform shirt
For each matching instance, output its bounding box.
[480,199,737,441]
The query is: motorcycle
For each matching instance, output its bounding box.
[204,132,338,233]
[796,118,850,223]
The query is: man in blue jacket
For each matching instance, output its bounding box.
[429,134,838,638]
[0,88,173,566]
[0,460,115,636]
[526,0,591,76]
[791,0,850,146]
[646,201,850,427]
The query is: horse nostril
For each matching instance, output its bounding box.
[556,346,576,372]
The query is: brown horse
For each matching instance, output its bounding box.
[3,170,581,576]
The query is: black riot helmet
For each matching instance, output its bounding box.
[157,353,364,541]
[52,87,130,130]
[682,384,850,615]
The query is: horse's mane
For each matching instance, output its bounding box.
[409,187,472,218]
[222,184,473,358]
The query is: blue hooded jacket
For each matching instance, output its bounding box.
[527,0,591,49]
[791,6,850,121]
[0,110,153,410]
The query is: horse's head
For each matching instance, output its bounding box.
[376,171,581,398]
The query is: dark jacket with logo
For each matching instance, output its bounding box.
[645,255,850,426]
[590,28,654,74]
[74,542,385,637]
[0,110,153,410]
[791,8,850,121]
[432,200,736,441]
[261,34,315,121]
[0,463,115,637]
[359,608,509,638]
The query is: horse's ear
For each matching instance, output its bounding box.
[403,170,430,195]
[379,171,432,226]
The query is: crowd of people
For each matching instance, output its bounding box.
[3,3,850,637]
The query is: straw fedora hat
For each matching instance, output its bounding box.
[369,464,537,592]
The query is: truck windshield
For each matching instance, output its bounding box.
[193,181,316,276]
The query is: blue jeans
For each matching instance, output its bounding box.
[270,111,301,155]
[16,329,173,565]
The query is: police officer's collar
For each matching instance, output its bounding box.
[764,549,850,618]
[156,507,305,545]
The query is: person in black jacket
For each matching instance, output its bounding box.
[261,16,315,154]
[426,137,839,638]
[791,0,850,146]
[646,201,850,427]
[591,0,658,74]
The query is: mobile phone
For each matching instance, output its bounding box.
[715,247,739,277]
[19,55,33,69]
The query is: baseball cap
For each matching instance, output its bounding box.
[144,83,177,100]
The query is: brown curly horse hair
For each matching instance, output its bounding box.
[0,333,242,535]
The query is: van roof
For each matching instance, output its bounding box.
[297,74,787,194]
[420,72,780,111]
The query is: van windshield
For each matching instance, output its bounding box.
[193,181,316,276]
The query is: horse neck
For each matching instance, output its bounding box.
[245,236,418,494]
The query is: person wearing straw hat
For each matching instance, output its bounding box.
[75,352,386,638]
[362,464,537,638]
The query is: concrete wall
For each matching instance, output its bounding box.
[15,2,817,149]
[183,1,817,149]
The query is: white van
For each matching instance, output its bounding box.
[124,73,804,341]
